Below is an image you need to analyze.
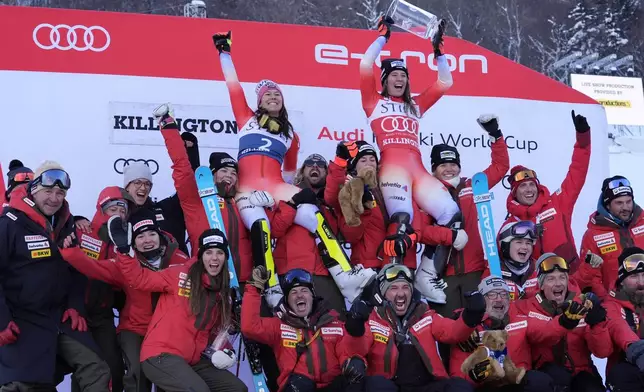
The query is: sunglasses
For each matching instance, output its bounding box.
[282,268,313,287]
[382,264,414,283]
[12,172,34,183]
[622,253,644,273]
[32,169,71,190]
[512,169,537,183]
[538,255,569,274]
[304,159,327,169]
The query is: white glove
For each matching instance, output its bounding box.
[152,103,174,125]
[476,114,499,127]
[586,250,604,269]
[211,348,236,369]
[453,229,468,251]
[249,190,275,208]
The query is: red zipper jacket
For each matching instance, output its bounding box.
[604,290,641,372]
[577,205,644,297]
[161,128,252,282]
[502,130,591,269]
[241,285,364,391]
[514,289,612,375]
[117,254,224,365]
[450,303,571,384]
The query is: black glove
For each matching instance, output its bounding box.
[457,330,481,352]
[468,358,492,383]
[462,291,486,327]
[334,141,358,167]
[558,300,589,330]
[432,19,447,57]
[571,110,589,133]
[477,115,503,140]
[626,340,644,371]
[342,357,367,384]
[377,16,394,42]
[362,186,375,208]
[107,216,132,255]
[212,31,232,54]
[582,292,606,327]
[360,276,384,307]
[291,188,318,206]
[382,232,416,258]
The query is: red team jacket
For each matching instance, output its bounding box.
[503,130,591,268]
[241,286,363,391]
[577,205,644,297]
[118,254,223,365]
[325,162,454,270]
[604,290,641,371]
[161,128,253,282]
[442,137,510,276]
[357,303,474,379]
[514,291,612,375]
[61,239,188,336]
[449,304,572,384]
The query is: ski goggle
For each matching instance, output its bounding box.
[538,255,569,274]
[510,221,537,240]
[11,172,34,183]
[282,268,313,287]
[622,253,644,273]
[607,178,631,190]
[32,169,71,190]
[511,169,537,183]
[381,264,414,283]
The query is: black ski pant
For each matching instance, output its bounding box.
[2,334,111,392]
[606,361,644,392]
[282,373,361,392]
[361,375,473,392]
[72,311,123,392]
[141,354,247,392]
[118,330,152,392]
[476,370,554,392]
[539,363,604,392]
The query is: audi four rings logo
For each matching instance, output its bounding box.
[114,159,160,175]
[33,23,111,52]
[380,116,420,135]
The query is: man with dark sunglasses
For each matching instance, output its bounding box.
[502,111,591,270]
[514,253,610,392]
[0,161,111,391]
[577,176,644,298]
[602,247,644,391]
[243,266,366,392]
[345,263,486,391]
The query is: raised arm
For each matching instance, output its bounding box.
[60,247,122,287]
[360,36,386,117]
[219,52,255,127]
[240,284,280,345]
[556,111,591,215]
[415,55,453,115]
[117,253,179,294]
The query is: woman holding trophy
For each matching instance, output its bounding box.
[359,11,460,266]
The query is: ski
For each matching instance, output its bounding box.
[195,166,269,392]
[472,172,502,277]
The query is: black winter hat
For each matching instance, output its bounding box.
[181,132,200,171]
[209,152,238,173]
[616,247,644,287]
[380,58,408,86]
[129,208,161,239]
[430,144,460,171]
[347,141,379,173]
[5,159,34,199]
[198,228,229,259]
[602,175,633,206]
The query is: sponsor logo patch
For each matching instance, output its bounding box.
[24,235,47,242]
[632,225,644,236]
[374,333,389,344]
[412,315,433,332]
[283,340,298,348]
[458,187,473,198]
[22,197,35,207]
[133,219,154,232]
[31,249,51,259]
[281,331,299,340]
[536,208,557,223]
[27,240,50,250]
[593,233,615,241]
[528,311,551,321]
[155,213,165,221]
[505,320,528,331]
[280,324,297,333]
[600,244,618,254]
[321,327,343,336]
[6,212,17,221]
[524,279,538,288]
[83,249,99,260]
[80,234,102,247]
[81,241,101,253]
[596,237,616,247]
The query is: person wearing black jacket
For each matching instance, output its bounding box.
[0,161,110,391]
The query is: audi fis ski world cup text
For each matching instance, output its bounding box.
[33,24,110,52]
[315,44,488,74]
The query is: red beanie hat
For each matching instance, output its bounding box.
[509,165,538,194]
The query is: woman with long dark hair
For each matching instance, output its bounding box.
[359,17,460,258]
[213,31,375,305]
[110,220,247,392]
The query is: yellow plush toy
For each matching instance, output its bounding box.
[460,330,526,385]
